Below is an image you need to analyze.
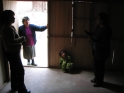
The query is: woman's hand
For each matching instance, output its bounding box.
[46,24,48,28]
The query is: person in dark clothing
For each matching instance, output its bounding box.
[19,16,47,66]
[1,10,30,93]
[85,12,112,87]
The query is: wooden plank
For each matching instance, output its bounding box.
[48,1,72,36]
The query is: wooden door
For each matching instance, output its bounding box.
[48,1,72,67]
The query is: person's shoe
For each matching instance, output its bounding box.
[24,90,31,93]
[31,63,37,66]
[27,62,30,65]
[18,89,31,93]
[91,79,97,83]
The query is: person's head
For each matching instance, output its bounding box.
[97,12,109,25]
[1,10,15,25]
[59,50,67,58]
[22,16,30,27]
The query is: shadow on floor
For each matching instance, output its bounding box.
[103,82,124,93]
[69,69,82,74]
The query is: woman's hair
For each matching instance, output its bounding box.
[1,10,14,25]
[22,16,30,24]
[98,12,109,24]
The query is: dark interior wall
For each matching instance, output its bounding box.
[0,0,9,89]
[73,2,94,69]
[0,0,4,89]
[90,2,124,71]
[48,1,124,72]
[48,1,94,69]
[108,3,124,72]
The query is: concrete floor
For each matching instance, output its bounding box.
[0,67,124,93]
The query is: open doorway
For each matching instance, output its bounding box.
[17,1,48,67]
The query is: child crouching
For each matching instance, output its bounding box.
[59,50,73,73]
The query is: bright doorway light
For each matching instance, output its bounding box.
[17,1,48,67]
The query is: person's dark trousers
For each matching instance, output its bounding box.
[27,59,34,63]
[5,51,27,92]
[94,58,106,84]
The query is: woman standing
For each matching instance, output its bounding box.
[19,16,48,66]
[1,10,30,93]
[85,12,112,87]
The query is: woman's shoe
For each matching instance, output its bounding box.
[31,63,37,66]
[27,62,30,65]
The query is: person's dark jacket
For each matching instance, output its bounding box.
[90,25,112,60]
[19,24,47,46]
[1,25,25,52]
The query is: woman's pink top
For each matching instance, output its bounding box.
[25,27,34,46]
